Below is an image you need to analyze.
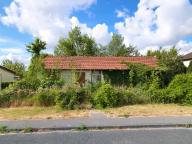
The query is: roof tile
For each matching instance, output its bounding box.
[44,56,158,70]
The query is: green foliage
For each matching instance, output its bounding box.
[27,56,46,81]
[124,87,150,104]
[54,38,76,56]
[187,61,192,73]
[40,76,65,88]
[103,70,129,86]
[56,87,87,110]
[126,63,154,87]
[2,59,26,77]
[26,37,46,56]
[0,125,8,133]
[54,27,97,56]
[75,124,88,131]
[16,79,41,90]
[0,89,11,107]
[34,89,57,106]
[23,127,33,133]
[93,83,119,108]
[149,89,172,104]
[107,33,139,56]
[167,74,192,104]
[147,47,186,85]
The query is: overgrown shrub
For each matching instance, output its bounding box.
[40,77,65,88]
[93,83,119,108]
[149,88,172,104]
[167,74,192,104]
[15,79,41,90]
[0,89,11,107]
[34,89,58,106]
[56,87,87,110]
[126,87,150,104]
[185,89,192,105]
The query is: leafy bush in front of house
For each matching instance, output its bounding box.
[149,88,172,104]
[15,79,41,90]
[0,89,11,107]
[126,87,150,104]
[56,87,87,110]
[40,77,65,88]
[34,89,58,106]
[93,83,119,108]
[167,74,192,104]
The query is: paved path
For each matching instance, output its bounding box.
[1,116,192,129]
[0,128,192,144]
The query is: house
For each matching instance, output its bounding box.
[0,66,18,90]
[182,52,192,67]
[44,56,157,86]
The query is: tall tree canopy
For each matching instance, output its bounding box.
[107,34,139,56]
[26,37,46,57]
[147,47,186,85]
[26,38,47,80]
[2,59,25,77]
[54,27,97,56]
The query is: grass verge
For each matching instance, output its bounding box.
[0,107,88,120]
[104,104,192,117]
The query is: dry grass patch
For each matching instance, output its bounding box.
[0,107,89,120]
[104,104,192,117]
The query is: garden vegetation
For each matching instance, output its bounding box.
[0,27,191,110]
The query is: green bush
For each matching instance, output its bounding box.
[0,90,11,107]
[167,74,192,104]
[40,77,65,88]
[149,88,172,104]
[56,87,87,110]
[126,87,150,104]
[117,88,135,105]
[34,89,58,106]
[93,83,119,108]
[15,79,41,90]
[185,89,192,105]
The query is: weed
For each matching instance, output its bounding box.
[75,124,88,131]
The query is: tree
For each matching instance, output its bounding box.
[2,59,25,77]
[107,34,139,56]
[147,47,186,86]
[54,38,76,56]
[26,38,47,80]
[54,27,97,56]
[26,37,46,57]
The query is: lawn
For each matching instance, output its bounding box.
[0,104,192,120]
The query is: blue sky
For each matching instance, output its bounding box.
[0,0,192,65]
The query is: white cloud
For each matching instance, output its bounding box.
[115,0,192,53]
[116,8,129,18]
[0,53,31,66]
[0,47,24,54]
[1,0,96,48]
[70,17,112,45]
[176,40,192,54]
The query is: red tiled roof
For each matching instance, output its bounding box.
[44,56,158,70]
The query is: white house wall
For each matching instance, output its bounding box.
[183,60,191,67]
[0,68,16,83]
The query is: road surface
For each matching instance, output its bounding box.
[0,128,192,144]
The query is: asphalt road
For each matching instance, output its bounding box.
[0,128,192,144]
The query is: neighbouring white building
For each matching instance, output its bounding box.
[0,66,17,90]
[182,52,192,67]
